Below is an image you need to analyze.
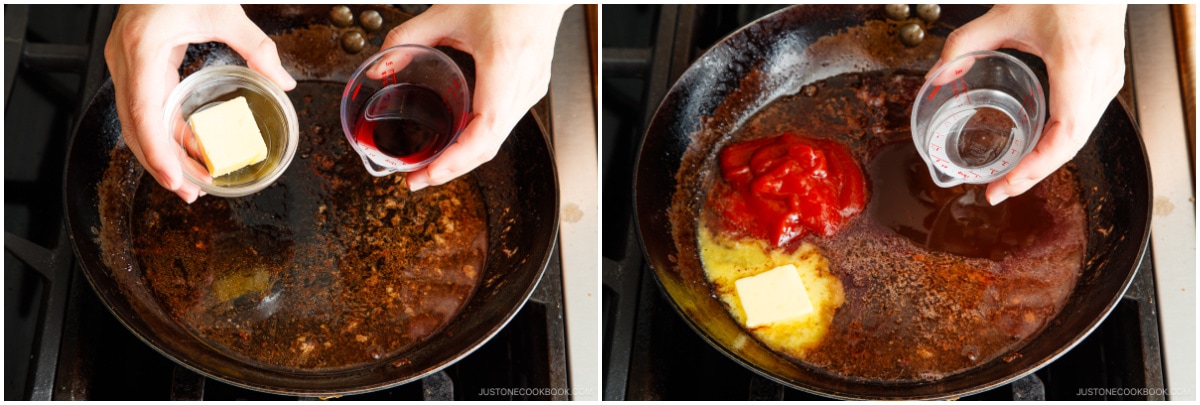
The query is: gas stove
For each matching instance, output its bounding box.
[601,4,1192,400]
[5,4,595,400]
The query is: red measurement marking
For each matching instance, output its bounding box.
[927,85,942,101]
[1002,160,1010,166]
[989,168,999,174]
[958,171,969,179]
[1011,148,1018,155]
[970,171,981,178]
[955,68,963,75]
[352,83,363,101]
[959,78,972,105]
[376,68,397,86]
[952,78,967,94]
[932,155,948,163]
[930,143,942,152]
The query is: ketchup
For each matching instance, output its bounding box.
[714,132,866,246]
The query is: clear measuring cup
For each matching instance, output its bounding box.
[340,45,471,176]
[911,50,1045,187]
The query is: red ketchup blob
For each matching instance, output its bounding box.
[714,132,867,246]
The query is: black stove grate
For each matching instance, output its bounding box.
[600,4,1165,401]
[5,5,568,401]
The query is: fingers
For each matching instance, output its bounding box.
[386,5,565,192]
[364,50,415,82]
[372,6,453,82]
[107,5,287,203]
[114,41,188,199]
[985,119,1082,205]
[406,111,507,192]
[927,5,1028,84]
[382,5,455,50]
[985,61,1092,205]
[983,8,1124,205]
[208,7,295,91]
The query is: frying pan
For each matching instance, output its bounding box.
[634,5,1151,399]
[63,5,559,395]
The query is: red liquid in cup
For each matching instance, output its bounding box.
[354,84,454,164]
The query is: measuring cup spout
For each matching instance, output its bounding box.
[357,156,400,177]
[927,164,965,188]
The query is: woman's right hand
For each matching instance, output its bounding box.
[928,5,1127,205]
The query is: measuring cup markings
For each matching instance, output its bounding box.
[341,45,470,176]
[1019,93,1035,125]
[380,73,397,87]
[951,78,972,107]
[926,102,1024,179]
[912,51,1045,187]
[443,79,461,113]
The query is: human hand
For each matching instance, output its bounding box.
[381,4,570,191]
[928,5,1127,205]
[104,5,296,203]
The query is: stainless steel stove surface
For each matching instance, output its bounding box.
[601,4,1188,400]
[5,5,579,400]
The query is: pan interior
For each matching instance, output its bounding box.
[692,69,1088,383]
[126,81,487,373]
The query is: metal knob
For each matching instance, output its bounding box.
[330,6,354,27]
[360,10,383,32]
[899,23,925,47]
[342,30,366,54]
[885,4,910,21]
[916,4,941,23]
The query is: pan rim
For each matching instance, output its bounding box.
[63,79,562,396]
[632,4,1154,400]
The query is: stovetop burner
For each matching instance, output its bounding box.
[601,4,1166,400]
[5,5,568,400]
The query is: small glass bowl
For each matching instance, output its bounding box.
[163,65,299,197]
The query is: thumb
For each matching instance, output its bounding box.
[382,6,455,49]
[928,6,1026,80]
[208,8,296,91]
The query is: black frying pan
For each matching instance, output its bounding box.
[63,5,559,395]
[635,5,1150,399]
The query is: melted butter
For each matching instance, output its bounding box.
[698,220,845,357]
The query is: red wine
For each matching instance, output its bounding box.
[354,84,454,164]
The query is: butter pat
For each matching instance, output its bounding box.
[188,96,268,177]
[736,264,814,328]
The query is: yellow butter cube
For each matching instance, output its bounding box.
[735,264,815,328]
[188,96,268,178]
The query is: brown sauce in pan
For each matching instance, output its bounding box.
[700,71,1086,382]
[132,82,486,371]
